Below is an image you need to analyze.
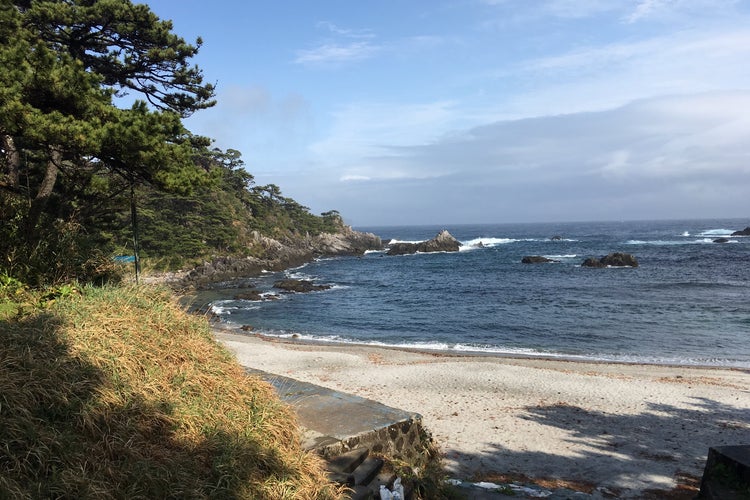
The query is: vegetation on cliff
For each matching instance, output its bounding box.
[0,0,344,287]
[0,284,344,499]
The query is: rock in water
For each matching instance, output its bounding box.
[522,256,558,264]
[386,230,462,255]
[582,253,639,268]
[273,279,332,293]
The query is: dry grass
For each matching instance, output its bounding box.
[0,284,344,499]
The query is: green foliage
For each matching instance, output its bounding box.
[105,148,345,270]
[0,273,27,300]
[0,1,343,282]
[1,0,216,285]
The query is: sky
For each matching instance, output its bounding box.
[142,0,750,227]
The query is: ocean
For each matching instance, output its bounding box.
[198,218,750,368]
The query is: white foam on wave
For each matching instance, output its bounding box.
[626,238,736,245]
[227,326,750,368]
[698,228,735,237]
[544,254,577,259]
[388,238,424,244]
[461,237,518,248]
[210,300,258,315]
[285,269,317,280]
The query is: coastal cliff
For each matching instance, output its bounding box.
[176,225,382,289]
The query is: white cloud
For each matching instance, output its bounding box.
[624,0,742,23]
[340,174,371,182]
[502,26,750,119]
[295,20,381,67]
[310,100,458,164]
[294,41,380,67]
[316,21,375,39]
[542,0,619,19]
[268,92,750,225]
[625,0,667,23]
[406,92,750,182]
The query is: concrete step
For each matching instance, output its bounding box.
[699,445,750,499]
[327,447,370,485]
[351,456,384,487]
[244,368,424,456]
[243,368,418,499]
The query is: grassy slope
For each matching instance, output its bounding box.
[0,285,343,499]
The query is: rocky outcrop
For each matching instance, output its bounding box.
[522,256,558,264]
[582,253,639,268]
[304,225,383,255]
[386,230,461,256]
[713,238,730,244]
[177,226,382,290]
[731,227,750,236]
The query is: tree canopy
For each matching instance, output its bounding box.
[0,0,344,285]
[0,0,215,283]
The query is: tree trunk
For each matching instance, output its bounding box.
[1,134,21,189]
[24,146,61,240]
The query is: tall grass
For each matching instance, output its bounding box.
[0,285,344,499]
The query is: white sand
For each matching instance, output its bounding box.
[214,328,750,497]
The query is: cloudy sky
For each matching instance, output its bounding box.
[144,0,750,227]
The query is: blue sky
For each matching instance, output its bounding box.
[143,1,750,227]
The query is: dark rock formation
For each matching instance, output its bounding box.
[386,242,418,256]
[234,290,264,301]
[582,253,639,268]
[550,235,563,241]
[581,257,606,268]
[274,279,331,293]
[386,230,461,256]
[713,238,730,244]
[731,227,750,236]
[521,256,558,264]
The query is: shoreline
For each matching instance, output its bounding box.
[221,327,750,371]
[214,326,750,497]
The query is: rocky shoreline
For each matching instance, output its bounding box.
[170,225,382,290]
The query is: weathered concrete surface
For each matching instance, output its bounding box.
[699,445,750,499]
[244,368,426,461]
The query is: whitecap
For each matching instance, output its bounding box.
[387,238,424,245]
[698,228,735,237]
[461,237,517,247]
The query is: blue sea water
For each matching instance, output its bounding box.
[201,219,750,368]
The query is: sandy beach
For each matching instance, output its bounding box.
[214,328,750,497]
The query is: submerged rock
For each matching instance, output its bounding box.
[731,227,750,236]
[386,230,462,255]
[273,279,331,293]
[234,290,264,301]
[521,256,558,264]
[714,238,730,244]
